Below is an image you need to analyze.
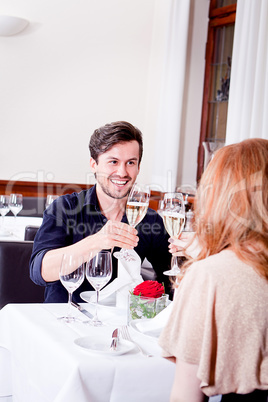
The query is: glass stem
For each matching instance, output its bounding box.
[14,214,17,228]
[94,290,99,322]
[67,291,72,317]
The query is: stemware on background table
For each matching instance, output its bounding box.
[8,194,23,232]
[9,193,23,218]
[0,195,10,235]
[86,250,112,326]
[114,183,150,262]
[45,194,59,209]
[58,254,85,323]
[176,185,196,232]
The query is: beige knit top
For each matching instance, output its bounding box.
[158,250,268,397]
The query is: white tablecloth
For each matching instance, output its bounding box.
[0,216,42,241]
[0,303,175,402]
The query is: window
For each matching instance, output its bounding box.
[197,0,237,181]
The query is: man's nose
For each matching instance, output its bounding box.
[116,163,128,177]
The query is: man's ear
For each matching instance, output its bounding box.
[90,157,97,173]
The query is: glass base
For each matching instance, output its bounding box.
[114,250,138,262]
[57,316,82,323]
[87,318,105,327]
[163,268,181,276]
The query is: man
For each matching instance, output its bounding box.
[30,121,172,302]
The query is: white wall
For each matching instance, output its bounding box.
[178,0,209,188]
[0,0,208,189]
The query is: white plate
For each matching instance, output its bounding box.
[80,291,116,308]
[129,319,163,339]
[74,335,135,356]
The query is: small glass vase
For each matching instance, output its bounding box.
[128,293,169,323]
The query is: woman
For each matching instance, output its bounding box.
[159,139,268,402]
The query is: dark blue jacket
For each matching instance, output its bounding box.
[30,185,172,303]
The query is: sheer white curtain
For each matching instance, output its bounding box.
[144,0,190,192]
[225,0,268,145]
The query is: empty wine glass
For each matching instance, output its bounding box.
[0,195,10,236]
[9,193,23,223]
[58,254,85,323]
[114,183,150,262]
[86,250,112,326]
[162,192,185,276]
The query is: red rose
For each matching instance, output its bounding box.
[133,280,165,298]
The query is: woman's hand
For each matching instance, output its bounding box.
[168,232,198,258]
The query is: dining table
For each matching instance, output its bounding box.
[0,300,176,402]
[0,216,42,241]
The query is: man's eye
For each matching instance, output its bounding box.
[109,160,117,165]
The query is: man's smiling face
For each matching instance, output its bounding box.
[90,140,140,200]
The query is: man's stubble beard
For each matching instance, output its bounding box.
[96,174,132,200]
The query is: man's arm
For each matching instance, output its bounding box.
[41,220,138,282]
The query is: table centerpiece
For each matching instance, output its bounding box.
[128,280,169,322]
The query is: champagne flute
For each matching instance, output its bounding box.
[114,183,150,262]
[162,192,185,276]
[86,250,112,326]
[58,254,85,323]
[0,195,10,235]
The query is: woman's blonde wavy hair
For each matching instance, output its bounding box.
[190,138,268,280]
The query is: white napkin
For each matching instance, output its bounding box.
[135,301,174,333]
[90,249,144,308]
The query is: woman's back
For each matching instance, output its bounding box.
[159,249,268,397]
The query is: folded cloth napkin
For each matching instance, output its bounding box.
[135,301,174,333]
[90,250,144,307]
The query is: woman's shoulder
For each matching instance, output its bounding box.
[189,249,252,273]
[186,249,268,294]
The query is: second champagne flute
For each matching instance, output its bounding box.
[162,192,185,276]
[86,250,112,327]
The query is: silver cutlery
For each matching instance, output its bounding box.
[110,328,119,351]
[71,301,94,320]
[121,326,153,358]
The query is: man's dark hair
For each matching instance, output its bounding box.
[89,121,143,164]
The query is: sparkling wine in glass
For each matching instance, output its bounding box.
[58,254,85,323]
[86,250,112,327]
[0,195,10,235]
[114,183,150,262]
[162,192,185,276]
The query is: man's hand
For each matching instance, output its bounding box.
[91,220,139,251]
[41,220,139,283]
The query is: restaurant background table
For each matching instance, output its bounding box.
[0,302,175,402]
[0,216,42,241]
